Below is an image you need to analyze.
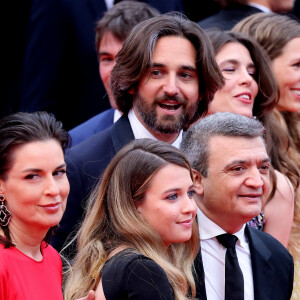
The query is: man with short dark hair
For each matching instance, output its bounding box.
[51,13,224,253]
[69,1,160,146]
[180,112,294,300]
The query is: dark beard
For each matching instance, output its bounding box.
[134,92,198,134]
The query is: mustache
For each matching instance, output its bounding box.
[155,94,187,105]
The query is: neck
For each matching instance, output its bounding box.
[8,221,48,261]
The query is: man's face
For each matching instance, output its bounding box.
[195,135,270,233]
[98,31,123,109]
[133,36,200,136]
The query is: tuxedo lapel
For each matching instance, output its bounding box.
[246,225,274,300]
[110,115,135,153]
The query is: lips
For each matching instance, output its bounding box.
[234,92,252,104]
[291,89,300,97]
[158,101,182,111]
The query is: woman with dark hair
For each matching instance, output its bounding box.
[64,138,199,300]
[206,29,298,249]
[0,112,70,299]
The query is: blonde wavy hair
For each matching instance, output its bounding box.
[64,139,199,300]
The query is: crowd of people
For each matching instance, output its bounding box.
[1,0,300,299]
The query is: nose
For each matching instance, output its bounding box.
[239,68,254,87]
[44,176,60,197]
[245,168,264,189]
[163,73,180,96]
[182,194,197,216]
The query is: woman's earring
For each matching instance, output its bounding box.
[0,194,11,226]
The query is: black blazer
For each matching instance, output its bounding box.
[194,225,294,300]
[51,115,134,252]
[198,3,262,30]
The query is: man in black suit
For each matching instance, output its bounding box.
[198,0,295,30]
[50,13,224,253]
[180,112,294,300]
[19,0,184,130]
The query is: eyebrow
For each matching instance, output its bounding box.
[163,184,195,194]
[220,59,255,68]
[22,163,66,173]
[224,158,271,169]
[149,63,197,72]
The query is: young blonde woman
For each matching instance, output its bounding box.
[64,139,199,300]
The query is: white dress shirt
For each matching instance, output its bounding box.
[197,208,254,300]
[248,2,272,13]
[128,109,183,148]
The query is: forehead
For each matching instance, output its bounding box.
[280,37,300,58]
[216,42,253,64]
[207,135,268,167]
[152,36,197,66]
[99,31,123,52]
[9,140,63,170]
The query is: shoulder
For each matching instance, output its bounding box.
[102,250,174,300]
[69,109,115,147]
[247,226,293,262]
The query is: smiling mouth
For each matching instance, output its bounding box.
[158,102,181,111]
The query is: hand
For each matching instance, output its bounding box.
[76,290,95,300]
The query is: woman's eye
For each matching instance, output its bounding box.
[25,174,39,180]
[167,193,178,200]
[54,169,67,177]
[187,190,196,198]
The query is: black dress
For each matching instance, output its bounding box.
[101,249,175,300]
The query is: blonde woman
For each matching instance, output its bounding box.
[64,139,199,300]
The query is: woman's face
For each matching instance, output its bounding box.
[136,164,197,247]
[272,37,300,112]
[0,140,69,234]
[209,42,258,118]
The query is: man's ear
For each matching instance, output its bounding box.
[192,169,204,195]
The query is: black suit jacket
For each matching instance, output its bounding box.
[51,115,134,252]
[194,225,294,300]
[198,3,262,30]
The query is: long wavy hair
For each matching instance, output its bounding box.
[233,12,300,258]
[64,139,199,300]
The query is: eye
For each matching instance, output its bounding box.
[222,67,235,72]
[187,190,196,198]
[53,169,67,177]
[151,69,163,77]
[167,193,178,201]
[259,164,270,173]
[99,56,113,63]
[179,71,193,80]
[292,62,300,68]
[230,166,245,173]
[25,173,40,180]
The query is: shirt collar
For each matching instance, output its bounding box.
[128,109,183,148]
[197,208,247,248]
[248,2,272,13]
